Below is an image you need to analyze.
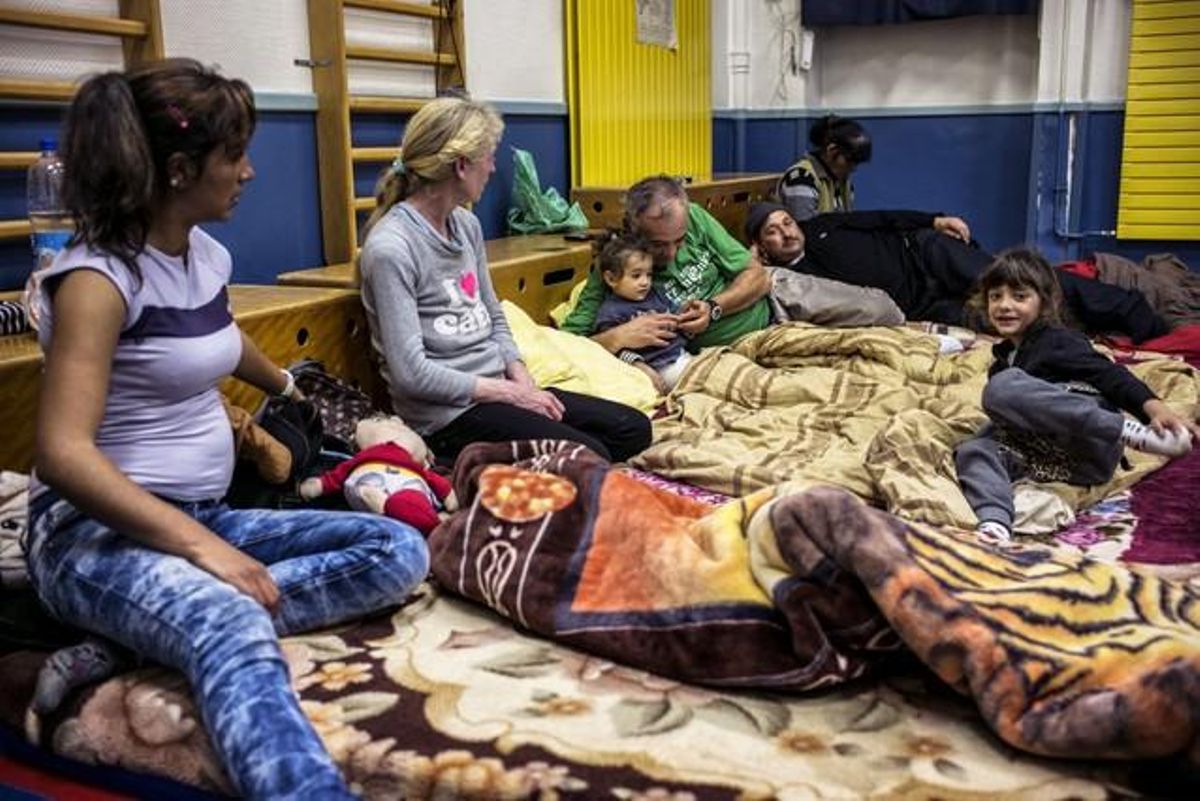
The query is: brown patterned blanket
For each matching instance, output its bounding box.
[431,441,1200,766]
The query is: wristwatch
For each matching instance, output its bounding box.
[708,300,723,322]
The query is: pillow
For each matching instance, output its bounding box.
[503,301,659,412]
[548,278,590,329]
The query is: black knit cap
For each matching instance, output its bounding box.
[745,202,789,243]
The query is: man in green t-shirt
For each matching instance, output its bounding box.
[561,175,772,353]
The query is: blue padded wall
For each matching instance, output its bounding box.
[718,113,1032,253]
[846,114,1033,254]
[352,112,570,243]
[715,110,1200,271]
[0,108,323,288]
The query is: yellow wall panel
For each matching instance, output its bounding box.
[1118,0,1200,239]
[566,0,711,188]
[1130,32,1200,51]
[1122,177,1200,193]
[1138,1,1200,20]
[1133,15,1200,35]
[1124,130,1200,147]
[1122,194,1200,209]
[1126,48,1200,67]
[1123,162,1200,177]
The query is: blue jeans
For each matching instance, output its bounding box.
[26,491,430,800]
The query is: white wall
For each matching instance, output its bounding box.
[163,0,312,94]
[713,0,1133,112]
[0,0,123,82]
[1036,0,1132,105]
[813,15,1038,109]
[463,0,564,105]
[0,0,564,105]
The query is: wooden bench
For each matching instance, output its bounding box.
[277,234,593,325]
[571,173,778,244]
[0,285,382,473]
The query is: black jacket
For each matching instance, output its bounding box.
[990,323,1156,420]
[794,210,937,310]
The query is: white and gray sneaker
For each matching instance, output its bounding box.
[1120,419,1193,458]
[976,520,1013,544]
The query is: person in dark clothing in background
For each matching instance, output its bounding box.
[746,202,1169,342]
[775,115,872,222]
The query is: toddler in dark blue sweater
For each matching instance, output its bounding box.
[592,233,693,394]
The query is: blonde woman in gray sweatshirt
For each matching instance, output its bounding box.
[359,98,651,465]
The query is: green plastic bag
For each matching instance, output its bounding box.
[506,147,589,234]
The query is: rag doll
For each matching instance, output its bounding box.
[298,415,456,534]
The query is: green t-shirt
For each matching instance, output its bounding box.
[561,203,770,348]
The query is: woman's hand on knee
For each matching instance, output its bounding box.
[189,539,280,613]
[516,387,565,421]
[475,376,564,420]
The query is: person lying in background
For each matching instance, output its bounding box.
[954,248,1196,544]
[561,175,773,353]
[359,97,650,464]
[776,114,871,222]
[745,202,1169,342]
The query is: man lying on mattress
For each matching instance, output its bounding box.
[559,175,905,358]
[746,202,1169,343]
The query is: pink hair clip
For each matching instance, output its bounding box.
[166,104,190,130]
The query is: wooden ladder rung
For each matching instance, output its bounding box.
[0,153,38,171]
[345,44,456,66]
[0,8,148,38]
[353,197,376,212]
[343,0,448,19]
[0,219,33,241]
[348,95,430,113]
[0,78,76,102]
[351,146,400,162]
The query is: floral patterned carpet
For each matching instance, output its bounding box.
[245,580,1164,800]
[6,464,1196,800]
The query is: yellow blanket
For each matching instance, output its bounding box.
[502,300,659,413]
[632,322,1200,529]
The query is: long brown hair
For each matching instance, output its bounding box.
[60,58,256,277]
[361,96,503,241]
[971,247,1064,328]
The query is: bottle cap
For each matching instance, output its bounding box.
[39,137,57,153]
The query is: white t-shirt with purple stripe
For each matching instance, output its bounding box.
[32,228,241,501]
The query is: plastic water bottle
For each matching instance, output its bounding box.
[23,138,71,330]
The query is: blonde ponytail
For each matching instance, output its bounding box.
[360,97,503,240]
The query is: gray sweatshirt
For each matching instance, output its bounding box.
[360,202,521,435]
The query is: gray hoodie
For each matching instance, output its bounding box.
[360,202,521,435]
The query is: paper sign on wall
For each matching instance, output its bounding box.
[636,0,677,49]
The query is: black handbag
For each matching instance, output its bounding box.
[256,397,325,485]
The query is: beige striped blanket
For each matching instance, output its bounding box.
[631,323,1200,529]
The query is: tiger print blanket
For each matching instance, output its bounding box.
[430,440,1200,765]
[631,323,1200,530]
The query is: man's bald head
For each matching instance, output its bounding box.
[625,175,689,265]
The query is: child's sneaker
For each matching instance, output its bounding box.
[1120,419,1193,458]
[976,520,1012,544]
[935,334,964,355]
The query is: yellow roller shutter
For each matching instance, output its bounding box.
[1118,0,1200,240]
[566,0,711,187]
